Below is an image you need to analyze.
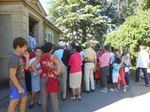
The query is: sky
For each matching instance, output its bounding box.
[39,0,49,14]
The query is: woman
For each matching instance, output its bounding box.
[114,49,127,92]
[121,47,131,86]
[68,46,82,101]
[32,43,62,112]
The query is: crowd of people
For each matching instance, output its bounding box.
[7,37,150,112]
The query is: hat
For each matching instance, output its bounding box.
[58,41,65,47]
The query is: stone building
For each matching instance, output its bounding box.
[0,0,62,83]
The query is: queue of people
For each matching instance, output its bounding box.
[7,37,150,112]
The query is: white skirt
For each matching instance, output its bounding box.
[32,75,40,93]
[69,72,82,89]
[112,73,119,83]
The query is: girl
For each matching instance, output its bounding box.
[32,43,62,112]
[111,58,121,92]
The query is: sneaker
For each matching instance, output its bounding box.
[100,89,107,93]
[70,97,76,101]
[123,87,127,93]
[77,96,82,101]
[91,89,95,92]
[110,88,114,92]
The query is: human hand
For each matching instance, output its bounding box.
[18,87,25,94]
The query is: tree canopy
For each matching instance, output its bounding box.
[49,0,110,44]
[105,0,150,56]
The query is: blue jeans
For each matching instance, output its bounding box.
[135,68,149,85]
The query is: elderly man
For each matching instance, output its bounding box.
[54,41,68,100]
[135,45,150,87]
[84,40,96,92]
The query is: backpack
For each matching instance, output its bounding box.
[61,49,74,66]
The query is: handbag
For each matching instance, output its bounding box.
[125,67,129,73]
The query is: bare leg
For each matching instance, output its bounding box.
[30,92,35,104]
[7,99,19,112]
[76,88,81,97]
[20,95,27,112]
[71,89,76,97]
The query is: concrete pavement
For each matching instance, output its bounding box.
[0,80,150,112]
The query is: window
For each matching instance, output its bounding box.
[47,32,54,43]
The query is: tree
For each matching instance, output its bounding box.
[49,0,109,44]
[105,9,150,57]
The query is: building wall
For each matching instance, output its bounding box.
[0,2,60,81]
[0,14,12,79]
[0,3,26,80]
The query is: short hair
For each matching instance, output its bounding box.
[115,58,121,64]
[13,37,28,49]
[104,45,110,51]
[75,46,82,52]
[43,42,54,53]
[35,47,41,51]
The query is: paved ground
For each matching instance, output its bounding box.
[0,79,150,112]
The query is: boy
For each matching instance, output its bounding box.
[7,37,29,112]
[29,47,42,108]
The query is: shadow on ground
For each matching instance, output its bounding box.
[0,79,150,112]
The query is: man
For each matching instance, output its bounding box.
[7,37,29,112]
[135,45,150,87]
[84,40,96,92]
[54,41,68,100]
[28,32,37,51]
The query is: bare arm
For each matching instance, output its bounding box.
[10,68,24,93]
[52,55,62,75]
[23,51,29,70]
[31,59,41,75]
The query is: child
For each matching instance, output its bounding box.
[7,37,29,112]
[29,47,42,108]
[32,43,62,112]
[111,58,121,92]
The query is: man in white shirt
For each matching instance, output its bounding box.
[135,45,150,87]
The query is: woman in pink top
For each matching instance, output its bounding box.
[68,46,82,101]
[99,45,110,93]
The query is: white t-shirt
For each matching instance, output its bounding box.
[29,57,40,77]
[136,50,150,68]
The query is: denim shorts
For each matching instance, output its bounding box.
[10,85,27,100]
